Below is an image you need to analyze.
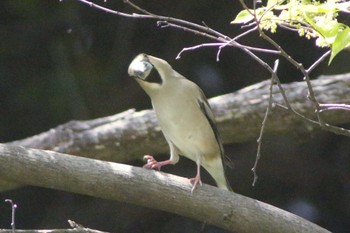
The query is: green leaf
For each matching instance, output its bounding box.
[313,20,340,45]
[329,26,350,64]
[231,8,267,24]
[231,9,255,24]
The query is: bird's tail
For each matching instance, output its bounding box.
[204,156,233,192]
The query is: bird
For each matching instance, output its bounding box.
[128,53,232,193]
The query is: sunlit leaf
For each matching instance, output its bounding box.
[231,9,255,24]
[322,22,340,44]
[329,26,350,64]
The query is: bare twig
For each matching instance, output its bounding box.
[306,51,331,74]
[252,59,280,186]
[176,43,224,60]
[319,103,350,112]
[77,0,225,40]
[76,0,282,60]
[76,0,144,18]
[5,199,17,233]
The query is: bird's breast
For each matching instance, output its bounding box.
[152,92,219,161]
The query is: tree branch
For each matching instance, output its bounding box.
[0,144,330,233]
[7,73,350,157]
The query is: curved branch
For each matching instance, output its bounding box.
[0,144,330,233]
[76,0,228,41]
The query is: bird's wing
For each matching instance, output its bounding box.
[197,92,234,168]
[197,93,225,158]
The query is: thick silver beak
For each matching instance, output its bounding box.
[128,59,153,80]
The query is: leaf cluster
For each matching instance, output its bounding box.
[232,0,350,63]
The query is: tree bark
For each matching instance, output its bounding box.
[7,73,350,162]
[0,144,330,233]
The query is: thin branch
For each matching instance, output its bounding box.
[232,26,258,41]
[76,0,144,18]
[85,0,230,41]
[4,199,16,233]
[319,103,350,112]
[252,59,280,186]
[76,0,281,62]
[158,21,221,42]
[76,0,228,42]
[176,43,224,60]
[271,70,321,127]
[306,50,331,74]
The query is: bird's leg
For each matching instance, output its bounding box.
[189,161,202,193]
[143,155,173,170]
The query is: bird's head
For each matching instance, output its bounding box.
[128,54,154,80]
[128,53,176,85]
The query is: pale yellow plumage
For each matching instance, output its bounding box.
[128,53,232,192]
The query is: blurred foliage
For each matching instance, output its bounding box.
[232,0,350,64]
[0,0,349,232]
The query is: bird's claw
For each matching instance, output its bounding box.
[143,155,174,171]
[143,155,165,170]
[189,175,202,194]
[143,155,155,163]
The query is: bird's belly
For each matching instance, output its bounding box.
[156,107,219,162]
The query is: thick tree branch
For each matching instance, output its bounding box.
[0,144,330,233]
[7,73,350,161]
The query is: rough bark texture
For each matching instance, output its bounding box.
[0,144,330,233]
[7,73,350,163]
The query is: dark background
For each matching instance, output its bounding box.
[0,0,349,232]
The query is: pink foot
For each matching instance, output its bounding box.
[143,155,172,170]
[189,174,203,194]
[189,163,202,194]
